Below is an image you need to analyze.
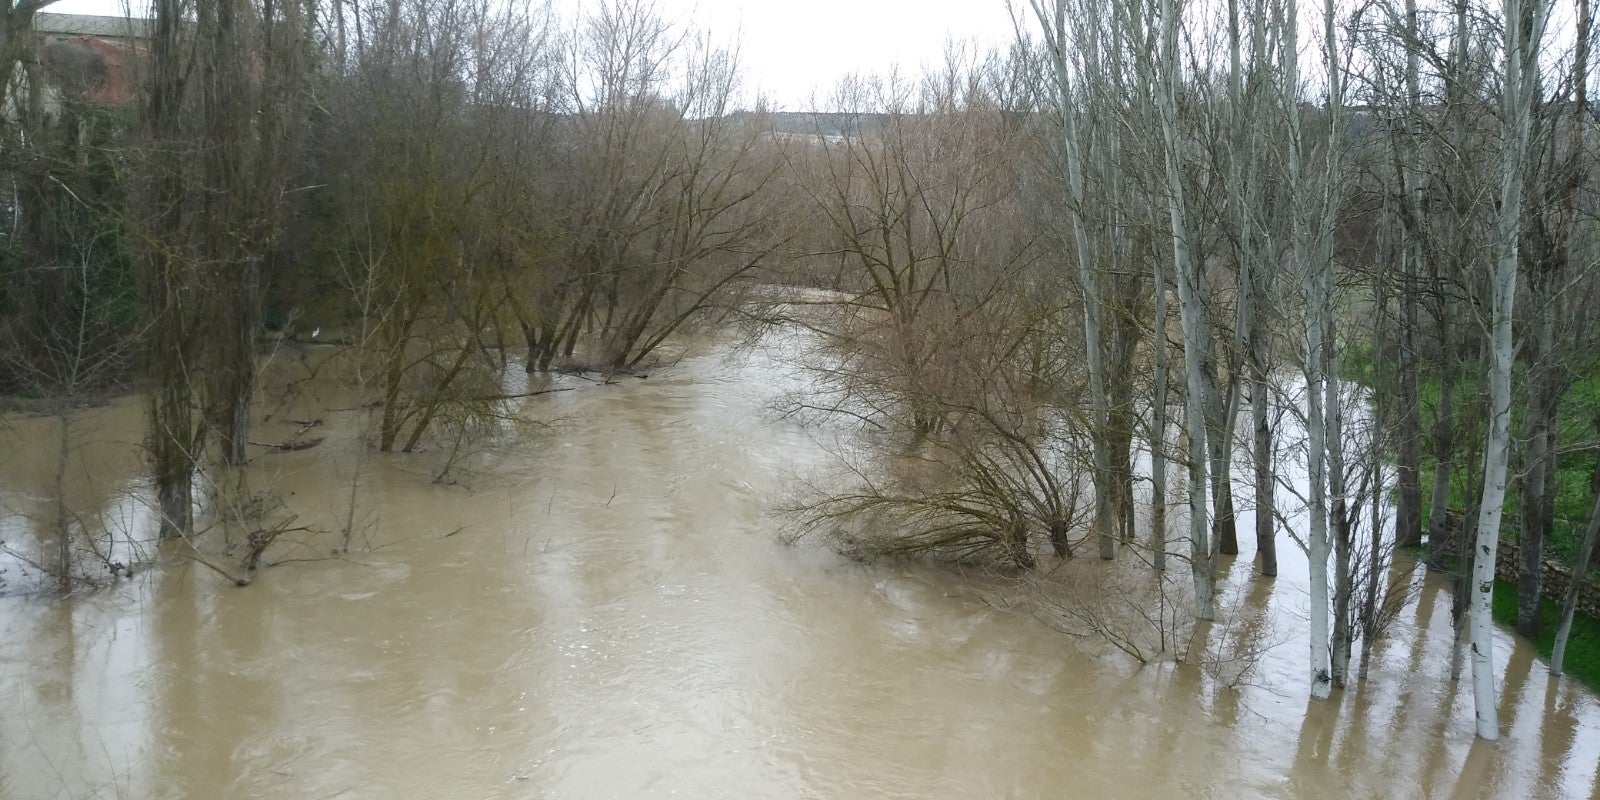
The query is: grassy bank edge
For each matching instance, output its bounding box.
[1491,577,1600,692]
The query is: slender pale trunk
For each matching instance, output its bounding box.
[1215,0,1252,560]
[1218,0,1273,576]
[1155,0,1214,619]
[1470,0,1544,740]
[1302,282,1335,699]
[1032,0,1115,559]
[1242,0,1276,578]
[1204,364,1234,566]
[1358,424,1387,681]
[1550,509,1598,674]
[1085,264,1116,561]
[1551,418,1600,674]
[1252,326,1275,576]
[1283,0,1335,698]
[1310,240,1352,690]
[1152,251,1172,572]
[1394,0,1425,551]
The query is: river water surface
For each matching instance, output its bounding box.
[2,326,1599,799]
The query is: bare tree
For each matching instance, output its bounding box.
[135,0,203,539]
[1028,0,1121,561]
[531,1,782,374]
[1467,0,1549,741]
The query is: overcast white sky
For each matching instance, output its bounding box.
[616,0,1019,108]
[40,0,1019,109]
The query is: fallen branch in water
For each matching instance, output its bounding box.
[264,554,360,568]
[472,387,583,401]
[249,436,325,452]
[173,533,251,586]
[328,400,384,412]
[249,418,327,453]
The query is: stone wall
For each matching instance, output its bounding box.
[1495,539,1600,620]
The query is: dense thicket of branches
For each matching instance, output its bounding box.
[1,0,1598,742]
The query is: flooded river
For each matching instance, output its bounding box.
[2,327,1599,799]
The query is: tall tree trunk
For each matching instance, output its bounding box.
[0,2,47,118]
[1518,0,1586,638]
[1551,0,1595,679]
[1470,0,1544,740]
[199,0,254,467]
[142,0,198,540]
[1428,0,1473,575]
[1155,0,1214,619]
[1239,0,1276,581]
[1214,0,1251,561]
[1393,0,1425,552]
[217,258,261,466]
[1358,418,1388,681]
[1551,415,1600,675]
[1109,287,1139,545]
[1329,341,1355,687]
[1302,287,1335,699]
[1252,325,1275,576]
[1204,363,1238,561]
[152,351,197,539]
[1395,293,1423,549]
[1152,252,1172,572]
[1283,0,1339,699]
[1031,0,1117,561]
[1467,148,1514,735]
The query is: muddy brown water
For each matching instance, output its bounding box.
[2,326,1598,799]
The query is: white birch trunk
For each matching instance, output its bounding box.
[1301,263,1335,699]
[1152,244,1172,573]
[1470,0,1546,740]
[1281,0,1335,699]
[1322,0,1351,686]
[1469,238,1514,741]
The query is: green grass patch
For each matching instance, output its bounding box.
[1492,579,1600,692]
